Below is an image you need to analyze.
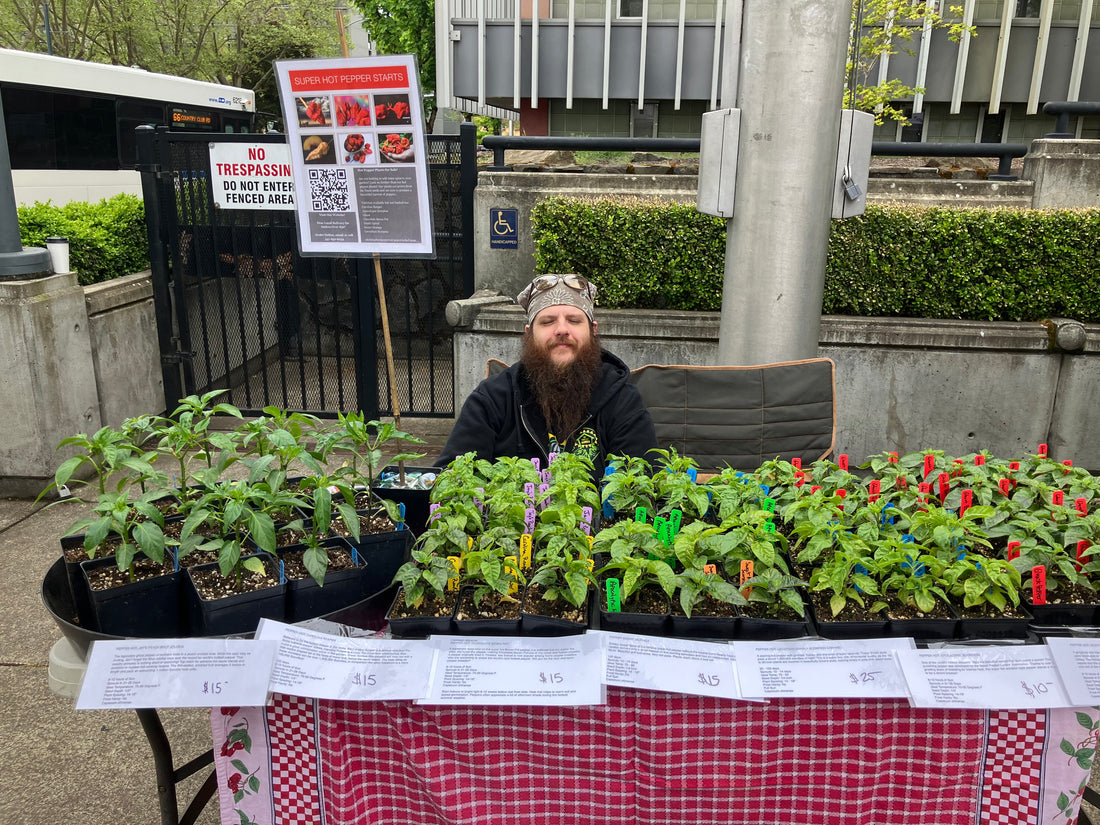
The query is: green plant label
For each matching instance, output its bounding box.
[762,498,775,513]
[763,522,776,533]
[606,578,621,612]
[670,509,682,535]
[635,507,647,523]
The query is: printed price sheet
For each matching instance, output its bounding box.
[896,645,1078,708]
[594,630,743,700]
[1046,637,1100,706]
[423,634,605,706]
[77,638,276,709]
[734,638,915,699]
[264,622,435,701]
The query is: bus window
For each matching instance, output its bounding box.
[3,87,116,170]
[117,100,165,167]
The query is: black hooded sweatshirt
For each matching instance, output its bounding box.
[436,350,657,476]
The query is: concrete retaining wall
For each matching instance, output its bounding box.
[450,304,1100,470]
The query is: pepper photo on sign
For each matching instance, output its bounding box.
[301,134,335,165]
[334,95,372,127]
[374,93,413,125]
[379,132,414,163]
[296,96,330,127]
[340,133,374,165]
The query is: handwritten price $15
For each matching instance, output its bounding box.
[352,673,378,687]
[698,673,721,687]
[539,672,564,684]
[202,681,224,695]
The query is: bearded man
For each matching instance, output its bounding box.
[436,274,657,474]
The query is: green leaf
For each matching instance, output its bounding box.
[303,543,328,587]
[231,759,249,773]
[241,556,265,576]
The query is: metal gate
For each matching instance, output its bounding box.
[137,123,476,418]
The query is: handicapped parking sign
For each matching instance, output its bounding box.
[489,207,519,249]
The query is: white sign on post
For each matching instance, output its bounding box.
[273,55,435,257]
[209,143,295,210]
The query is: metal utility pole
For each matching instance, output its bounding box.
[716,0,851,365]
[0,100,51,280]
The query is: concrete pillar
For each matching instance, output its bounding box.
[1024,139,1100,209]
[0,273,103,496]
[716,0,851,366]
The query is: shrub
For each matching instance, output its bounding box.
[17,194,149,286]
[532,198,1100,322]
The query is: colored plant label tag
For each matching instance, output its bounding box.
[504,556,519,594]
[740,560,754,598]
[960,489,973,516]
[429,502,441,522]
[1077,540,1091,572]
[635,506,647,523]
[531,458,540,472]
[525,508,537,533]
[587,535,595,551]
[763,522,776,533]
[975,454,985,465]
[606,579,621,612]
[687,468,698,482]
[1051,490,1064,507]
[1007,541,1021,561]
[542,470,552,485]
[1038,443,1048,457]
[603,500,615,519]
[811,486,821,495]
[896,476,907,489]
[581,506,593,526]
[763,498,776,513]
[999,478,1012,496]
[791,457,802,469]
[1032,566,1047,605]
[1077,498,1089,516]
[1009,461,1020,472]
[703,564,717,575]
[838,454,849,471]
[519,534,533,569]
[670,509,682,535]
[447,556,461,592]
[923,454,936,478]
[524,482,536,501]
[581,522,591,535]
[868,479,881,503]
[937,472,950,502]
[586,557,594,571]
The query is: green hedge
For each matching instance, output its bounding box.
[17,194,149,286]
[531,197,1100,322]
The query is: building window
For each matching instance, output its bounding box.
[619,0,643,17]
[1016,0,1041,16]
[631,102,657,137]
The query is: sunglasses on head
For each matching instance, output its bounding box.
[532,274,590,292]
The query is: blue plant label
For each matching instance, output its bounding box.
[173,547,179,572]
[398,502,407,524]
[902,534,916,543]
[279,560,286,585]
[760,485,771,495]
[352,546,360,566]
[687,468,697,482]
[605,464,616,476]
[603,500,615,520]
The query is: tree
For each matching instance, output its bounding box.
[0,0,340,110]
[846,0,976,125]
[347,0,437,130]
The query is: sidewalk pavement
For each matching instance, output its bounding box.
[5,435,1100,825]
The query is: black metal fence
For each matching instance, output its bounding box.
[138,124,476,418]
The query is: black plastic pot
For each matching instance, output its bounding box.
[375,465,438,536]
[737,610,813,640]
[185,553,287,636]
[520,587,590,636]
[385,586,456,638]
[1027,602,1100,627]
[810,602,889,640]
[886,604,961,640]
[277,537,367,623]
[454,586,522,635]
[80,555,185,638]
[668,611,739,640]
[597,586,671,636]
[60,533,98,629]
[343,527,411,598]
[957,607,1034,640]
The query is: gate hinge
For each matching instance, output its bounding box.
[135,162,163,177]
[161,350,195,365]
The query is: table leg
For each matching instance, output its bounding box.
[135,708,216,825]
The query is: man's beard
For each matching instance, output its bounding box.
[520,329,603,448]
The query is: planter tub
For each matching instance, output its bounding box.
[376,464,437,536]
[520,588,591,636]
[1027,602,1100,628]
[454,586,522,636]
[810,603,889,640]
[957,608,1034,641]
[737,611,813,641]
[386,587,456,638]
[278,537,367,623]
[80,555,185,637]
[886,613,960,640]
[185,554,286,637]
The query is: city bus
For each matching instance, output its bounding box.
[1,48,256,205]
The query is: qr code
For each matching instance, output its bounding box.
[308,167,350,212]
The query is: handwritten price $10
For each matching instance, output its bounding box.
[1020,681,1054,698]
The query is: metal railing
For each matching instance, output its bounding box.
[1043,101,1100,139]
[481,134,1029,180]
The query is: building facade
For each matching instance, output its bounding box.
[435,0,1099,141]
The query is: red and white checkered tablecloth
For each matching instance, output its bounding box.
[212,692,1099,825]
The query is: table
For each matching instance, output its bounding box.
[211,690,1099,825]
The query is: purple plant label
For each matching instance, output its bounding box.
[531,458,541,472]
[525,508,538,533]
[581,522,591,535]
[581,506,593,526]
[525,482,536,501]
[539,483,550,508]
[548,451,558,464]
[541,470,552,485]
[429,502,441,522]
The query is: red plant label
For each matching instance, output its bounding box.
[1052,491,1064,507]
[1007,541,1021,561]
[888,452,898,463]
[999,479,1012,496]
[1039,443,1048,457]
[791,457,802,469]
[974,455,986,466]
[1009,461,1020,471]
[960,489,974,516]
[868,479,881,503]
[1077,540,1091,572]
[1076,498,1088,516]
[938,472,950,503]
[1031,566,1047,605]
[811,486,821,494]
[838,454,849,471]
